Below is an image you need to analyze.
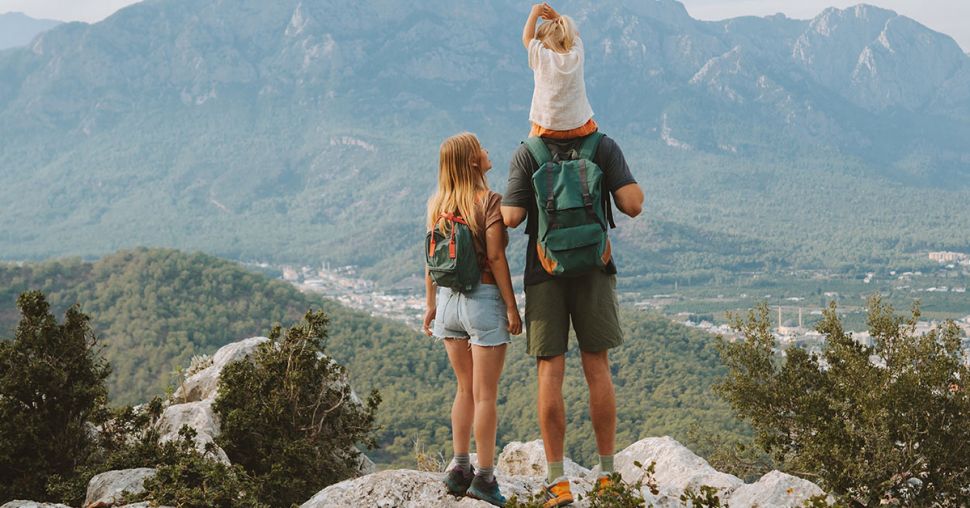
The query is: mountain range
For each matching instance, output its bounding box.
[0,12,61,50]
[1,0,969,282]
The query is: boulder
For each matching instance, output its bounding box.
[727,470,827,507]
[0,503,72,508]
[615,436,743,504]
[357,450,377,475]
[173,337,269,402]
[301,469,547,508]
[496,440,590,478]
[155,399,229,464]
[84,468,155,507]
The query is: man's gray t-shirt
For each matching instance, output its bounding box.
[502,134,637,286]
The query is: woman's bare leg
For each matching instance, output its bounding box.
[444,338,474,457]
[471,344,508,468]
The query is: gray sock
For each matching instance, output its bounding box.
[454,453,471,473]
[546,461,564,485]
[477,465,495,483]
[599,455,614,476]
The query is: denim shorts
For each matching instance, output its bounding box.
[432,283,511,347]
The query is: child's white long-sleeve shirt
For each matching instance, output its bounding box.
[528,37,594,131]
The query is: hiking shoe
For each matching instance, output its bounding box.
[444,466,474,496]
[542,480,574,507]
[466,474,507,507]
[594,475,613,492]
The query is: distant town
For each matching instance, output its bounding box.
[260,250,970,360]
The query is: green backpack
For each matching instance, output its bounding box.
[524,133,614,277]
[425,212,481,292]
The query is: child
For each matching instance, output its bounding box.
[523,3,597,139]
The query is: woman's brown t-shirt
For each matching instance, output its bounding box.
[473,191,507,274]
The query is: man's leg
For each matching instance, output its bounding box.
[570,271,622,479]
[536,354,566,477]
[580,349,616,458]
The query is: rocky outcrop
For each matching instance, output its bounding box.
[727,470,828,506]
[173,337,269,403]
[155,399,230,464]
[616,436,743,505]
[496,440,589,478]
[0,503,73,508]
[300,469,561,508]
[83,468,155,507]
[307,437,828,508]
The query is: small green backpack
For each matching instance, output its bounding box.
[425,212,481,292]
[524,132,613,277]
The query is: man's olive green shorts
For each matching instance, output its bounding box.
[524,270,623,357]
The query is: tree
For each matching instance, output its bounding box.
[0,291,111,502]
[717,298,970,506]
[213,310,381,507]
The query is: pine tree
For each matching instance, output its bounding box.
[214,310,381,507]
[0,291,111,501]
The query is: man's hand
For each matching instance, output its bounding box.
[422,306,436,336]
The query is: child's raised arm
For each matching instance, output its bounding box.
[522,3,558,49]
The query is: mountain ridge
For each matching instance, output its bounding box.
[0,11,62,50]
[1,0,969,280]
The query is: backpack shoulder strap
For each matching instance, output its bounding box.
[523,137,553,166]
[578,132,604,161]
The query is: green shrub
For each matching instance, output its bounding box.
[717,298,970,505]
[142,426,266,508]
[213,310,381,507]
[0,291,111,502]
[679,485,723,507]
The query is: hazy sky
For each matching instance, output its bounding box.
[1,0,967,51]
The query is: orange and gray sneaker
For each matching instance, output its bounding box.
[594,475,613,492]
[542,480,574,507]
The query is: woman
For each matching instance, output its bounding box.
[422,132,522,507]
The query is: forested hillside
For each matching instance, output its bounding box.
[0,249,742,466]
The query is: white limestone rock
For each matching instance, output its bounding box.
[357,450,377,475]
[496,440,590,478]
[300,469,526,508]
[728,470,827,507]
[84,468,155,507]
[616,436,743,505]
[155,399,229,464]
[0,503,73,508]
[172,337,269,402]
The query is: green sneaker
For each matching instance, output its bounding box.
[444,466,474,496]
[466,474,507,507]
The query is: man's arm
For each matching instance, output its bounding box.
[502,206,527,228]
[613,183,644,218]
[502,145,537,229]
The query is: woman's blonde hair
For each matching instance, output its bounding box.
[536,15,578,53]
[427,132,487,235]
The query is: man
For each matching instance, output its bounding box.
[502,133,644,507]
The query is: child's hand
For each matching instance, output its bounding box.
[539,3,559,20]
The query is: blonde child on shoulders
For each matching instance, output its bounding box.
[523,2,597,139]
